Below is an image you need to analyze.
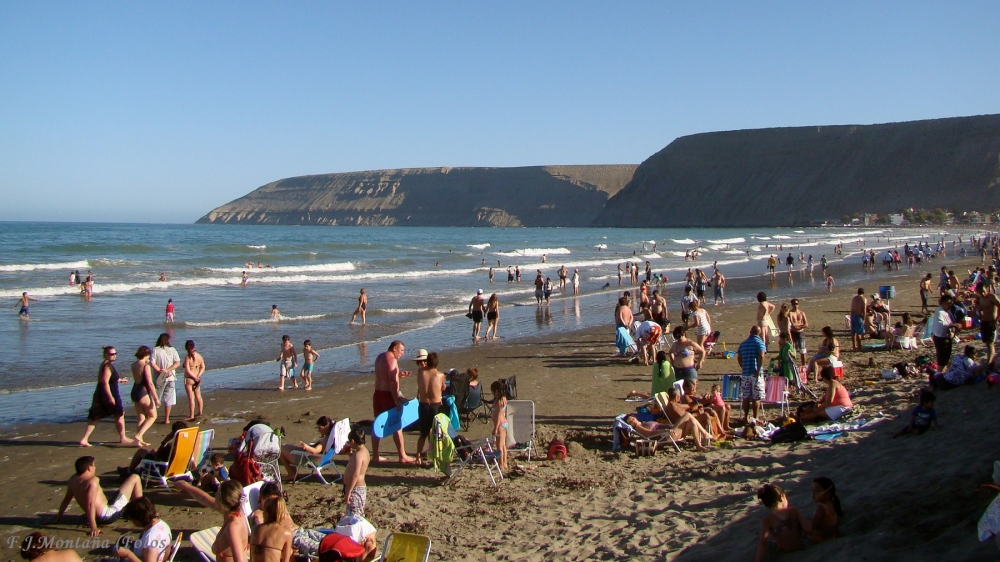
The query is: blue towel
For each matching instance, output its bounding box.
[616,326,635,356]
[443,395,460,430]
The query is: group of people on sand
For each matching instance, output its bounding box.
[79,333,206,447]
[754,479,843,561]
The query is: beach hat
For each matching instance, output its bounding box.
[477,289,483,294]
[413,349,429,361]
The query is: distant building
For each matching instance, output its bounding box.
[862,213,878,226]
[889,213,904,226]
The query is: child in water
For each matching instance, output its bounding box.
[826,274,835,292]
[755,483,809,562]
[301,340,320,391]
[490,381,509,472]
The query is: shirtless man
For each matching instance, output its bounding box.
[977,284,1000,363]
[615,296,634,329]
[756,292,776,349]
[850,288,868,350]
[372,340,414,464]
[56,456,143,537]
[668,325,705,384]
[350,288,367,324]
[650,290,668,328]
[412,350,445,464]
[343,427,371,518]
[787,299,809,366]
[558,265,568,290]
[14,291,37,319]
[469,289,486,340]
[276,335,297,391]
[711,269,726,305]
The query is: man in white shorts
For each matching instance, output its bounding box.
[56,456,143,536]
[152,333,181,424]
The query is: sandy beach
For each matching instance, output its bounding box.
[3,254,999,561]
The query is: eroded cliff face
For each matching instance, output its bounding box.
[595,115,1000,227]
[197,165,637,227]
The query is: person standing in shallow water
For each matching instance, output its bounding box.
[469,289,486,341]
[350,288,367,324]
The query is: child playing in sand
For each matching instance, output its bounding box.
[490,380,509,472]
[893,390,940,437]
[302,340,320,391]
[826,275,834,292]
[199,453,229,492]
[755,483,809,562]
[809,477,843,542]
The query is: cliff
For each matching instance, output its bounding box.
[595,114,1000,227]
[197,165,638,227]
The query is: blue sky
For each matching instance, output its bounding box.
[1,2,998,223]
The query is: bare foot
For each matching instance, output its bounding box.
[184,417,197,422]
[135,438,149,448]
[79,441,93,447]
[371,456,390,464]
[161,420,171,425]
[399,456,418,465]
[278,387,285,391]
[119,437,135,445]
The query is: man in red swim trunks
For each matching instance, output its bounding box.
[372,340,414,464]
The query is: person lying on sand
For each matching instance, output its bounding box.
[755,483,809,562]
[56,456,144,537]
[623,413,711,452]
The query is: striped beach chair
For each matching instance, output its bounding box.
[721,374,742,401]
[762,376,789,417]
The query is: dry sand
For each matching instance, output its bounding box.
[3,257,999,561]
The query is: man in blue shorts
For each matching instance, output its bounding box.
[850,288,867,350]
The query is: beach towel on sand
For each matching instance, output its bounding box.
[616,327,635,356]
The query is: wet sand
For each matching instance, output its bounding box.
[3,254,999,561]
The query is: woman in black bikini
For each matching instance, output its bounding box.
[131,346,159,447]
[485,293,500,340]
[350,289,367,325]
[249,496,292,562]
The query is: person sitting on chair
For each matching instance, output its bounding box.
[623,412,712,451]
[278,416,332,482]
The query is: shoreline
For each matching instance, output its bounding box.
[0,242,957,426]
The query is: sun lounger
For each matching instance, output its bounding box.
[136,427,198,489]
[190,429,215,473]
[379,532,431,562]
[292,418,349,485]
[613,414,680,453]
[189,526,220,562]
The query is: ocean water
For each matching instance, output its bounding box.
[0,222,949,422]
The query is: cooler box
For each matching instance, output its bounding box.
[829,358,845,380]
[960,319,974,330]
[878,285,896,299]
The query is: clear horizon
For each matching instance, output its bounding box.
[2,2,999,223]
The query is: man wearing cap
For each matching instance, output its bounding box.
[469,289,486,341]
[412,350,445,466]
[372,340,414,464]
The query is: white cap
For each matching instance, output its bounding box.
[477,289,483,294]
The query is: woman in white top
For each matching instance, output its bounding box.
[117,498,172,562]
[689,300,712,346]
[151,333,181,425]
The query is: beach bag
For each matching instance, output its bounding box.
[229,449,262,486]
[318,532,366,562]
[770,420,809,444]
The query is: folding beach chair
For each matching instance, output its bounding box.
[379,532,431,562]
[446,435,504,487]
[166,532,184,562]
[721,374,743,401]
[613,414,681,453]
[505,400,535,461]
[136,427,199,489]
[703,330,722,354]
[243,425,283,491]
[189,527,220,562]
[466,383,489,426]
[762,376,791,417]
[292,418,349,485]
[448,370,482,431]
[189,429,215,473]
